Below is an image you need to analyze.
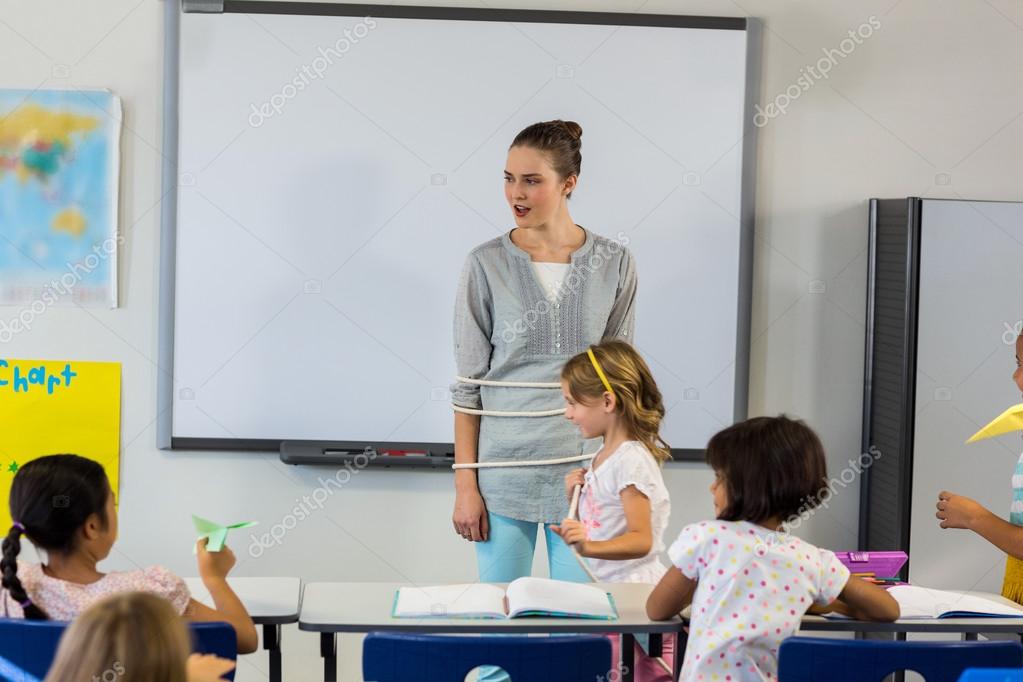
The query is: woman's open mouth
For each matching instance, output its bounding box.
[513,204,531,218]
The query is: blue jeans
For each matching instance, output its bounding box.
[475,511,590,682]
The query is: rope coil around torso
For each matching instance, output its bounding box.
[452,375,593,469]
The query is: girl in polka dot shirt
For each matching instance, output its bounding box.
[646,416,899,681]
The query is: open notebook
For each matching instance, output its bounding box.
[392,577,618,620]
[889,586,1023,619]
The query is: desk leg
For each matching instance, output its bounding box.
[320,633,337,682]
[894,632,906,682]
[648,633,663,657]
[674,630,686,681]
[262,624,282,682]
[621,633,635,682]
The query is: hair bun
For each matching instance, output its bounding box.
[557,120,583,142]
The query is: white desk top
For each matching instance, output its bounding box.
[185,577,301,625]
[298,582,684,634]
[798,590,1023,633]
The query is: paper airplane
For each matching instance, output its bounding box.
[967,403,1023,444]
[193,515,257,552]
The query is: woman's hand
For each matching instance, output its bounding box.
[453,487,489,542]
[936,490,988,529]
[564,468,585,501]
[186,653,237,681]
[196,538,236,584]
[552,518,589,554]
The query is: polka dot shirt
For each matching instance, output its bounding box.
[667,521,850,681]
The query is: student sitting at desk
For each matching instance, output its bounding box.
[45,591,236,682]
[936,330,1023,604]
[0,454,258,653]
[646,416,899,681]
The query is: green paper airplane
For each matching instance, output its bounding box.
[192,515,257,552]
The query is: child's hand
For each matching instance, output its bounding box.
[564,468,585,500]
[196,538,236,583]
[186,653,236,681]
[936,490,987,529]
[552,518,589,552]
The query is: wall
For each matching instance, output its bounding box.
[2,0,1022,678]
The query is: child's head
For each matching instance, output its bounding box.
[44,591,191,682]
[705,415,828,525]
[561,340,671,463]
[1014,332,1023,394]
[1,454,116,619]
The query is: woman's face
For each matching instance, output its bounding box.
[504,146,574,228]
[1015,335,1023,394]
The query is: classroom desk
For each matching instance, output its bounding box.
[185,577,302,682]
[298,581,685,682]
[797,590,1023,638]
[672,591,1023,663]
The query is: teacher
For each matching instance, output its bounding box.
[450,119,638,585]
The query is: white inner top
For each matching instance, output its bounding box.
[532,262,571,303]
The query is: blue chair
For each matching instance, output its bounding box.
[0,618,238,682]
[190,622,239,679]
[779,637,1023,682]
[362,632,613,682]
[959,671,1023,681]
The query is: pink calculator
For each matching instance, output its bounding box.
[835,551,908,580]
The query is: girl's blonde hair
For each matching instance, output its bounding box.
[561,340,671,463]
[44,591,191,682]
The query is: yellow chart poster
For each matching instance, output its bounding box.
[0,359,120,530]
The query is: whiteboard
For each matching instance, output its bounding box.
[161,4,758,455]
[909,199,1023,590]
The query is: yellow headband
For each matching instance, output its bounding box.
[587,348,615,397]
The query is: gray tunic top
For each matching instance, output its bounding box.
[451,228,637,523]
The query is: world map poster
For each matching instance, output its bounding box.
[0,89,121,309]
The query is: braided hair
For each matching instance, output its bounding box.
[1,454,111,620]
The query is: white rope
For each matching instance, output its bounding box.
[568,484,598,582]
[452,405,565,418]
[452,453,596,469]
[456,376,560,389]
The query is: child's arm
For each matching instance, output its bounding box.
[185,540,259,654]
[186,653,237,682]
[554,485,653,560]
[646,567,697,620]
[820,576,900,622]
[937,490,1023,559]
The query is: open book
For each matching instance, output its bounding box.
[889,585,1023,619]
[392,577,618,620]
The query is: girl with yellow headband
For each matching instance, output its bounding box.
[553,340,674,680]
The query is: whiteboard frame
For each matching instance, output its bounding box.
[157,0,760,461]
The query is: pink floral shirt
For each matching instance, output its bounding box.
[668,521,850,681]
[580,441,671,583]
[0,563,191,620]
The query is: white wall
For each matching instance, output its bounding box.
[2,1,1022,679]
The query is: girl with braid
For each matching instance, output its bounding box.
[0,454,257,653]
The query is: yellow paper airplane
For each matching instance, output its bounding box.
[967,403,1023,443]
